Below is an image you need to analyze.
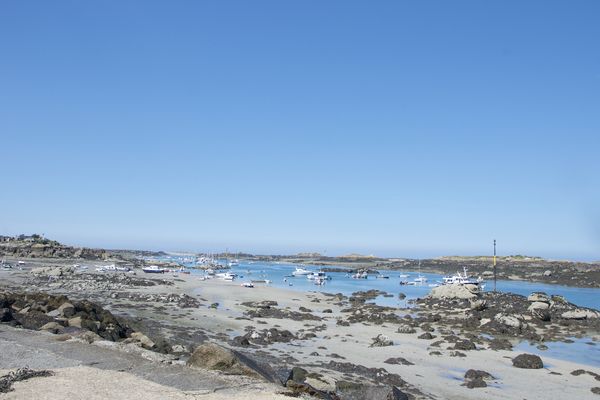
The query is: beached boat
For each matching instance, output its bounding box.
[216,272,237,281]
[142,265,165,273]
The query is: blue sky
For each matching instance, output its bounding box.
[1,1,599,259]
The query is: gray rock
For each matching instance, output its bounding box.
[512,353,543,369]
[336,384,409,400]
[187,343,281,384]
[396,325,415,334]
[39,322,64,334]
[57,302,75,318]
[561,309,600,320]
[527,292,550,303]
[370,334,393,347]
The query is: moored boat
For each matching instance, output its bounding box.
[142,265,166,273]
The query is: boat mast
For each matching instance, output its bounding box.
[493,239,497,292]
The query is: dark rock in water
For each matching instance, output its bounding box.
[512,353,543,369]
[299,306,312,313]
[453,339,476,351]
[336,384,409,400]
[187,342,281,384]
[429,351,442,356]
[450,351,466,358]
[591,387,600,395]
[13,311,54,330]
[488,338,512,351]
[398,293,406,300]
[384,357,414,366]
[323,309,333,313]
[209,303,219,309]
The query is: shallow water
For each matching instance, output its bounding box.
[515,337,600,367]
[174,259,600,310]
[150,256,600,367]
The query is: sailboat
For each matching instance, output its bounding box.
[413,260,428,285]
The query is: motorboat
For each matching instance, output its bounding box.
[228,259,240,267]
[292,267,312,276]
[142,265,166,274]
[307,271,331,280]
[241,282,254,288]
[352,271,368,279]
[216,272,237,281]
[314,277,326,285]
[441,267,484,287]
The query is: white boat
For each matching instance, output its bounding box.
[352,271,368,279]
[314,277,326,286]
[412,260,427,284]
[441,267,484,287]
[307,271,330,280]
[142,265,166,274]
[216,272,237,281]
[292,267,312,276]
[228,259,240,267]
[241,282,254,288]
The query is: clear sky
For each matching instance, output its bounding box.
[1,1,599,260]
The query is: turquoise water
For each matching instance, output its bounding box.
[167,258,600,310]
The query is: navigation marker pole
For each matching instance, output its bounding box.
[493,239,497,292]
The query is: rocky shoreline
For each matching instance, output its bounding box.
[1,256,599,399]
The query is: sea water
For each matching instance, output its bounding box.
[158,257,600,366]
[173,258,600,310]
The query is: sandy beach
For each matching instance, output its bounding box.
[1,258,599,399]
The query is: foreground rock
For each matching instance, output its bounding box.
[187,342,281,384]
